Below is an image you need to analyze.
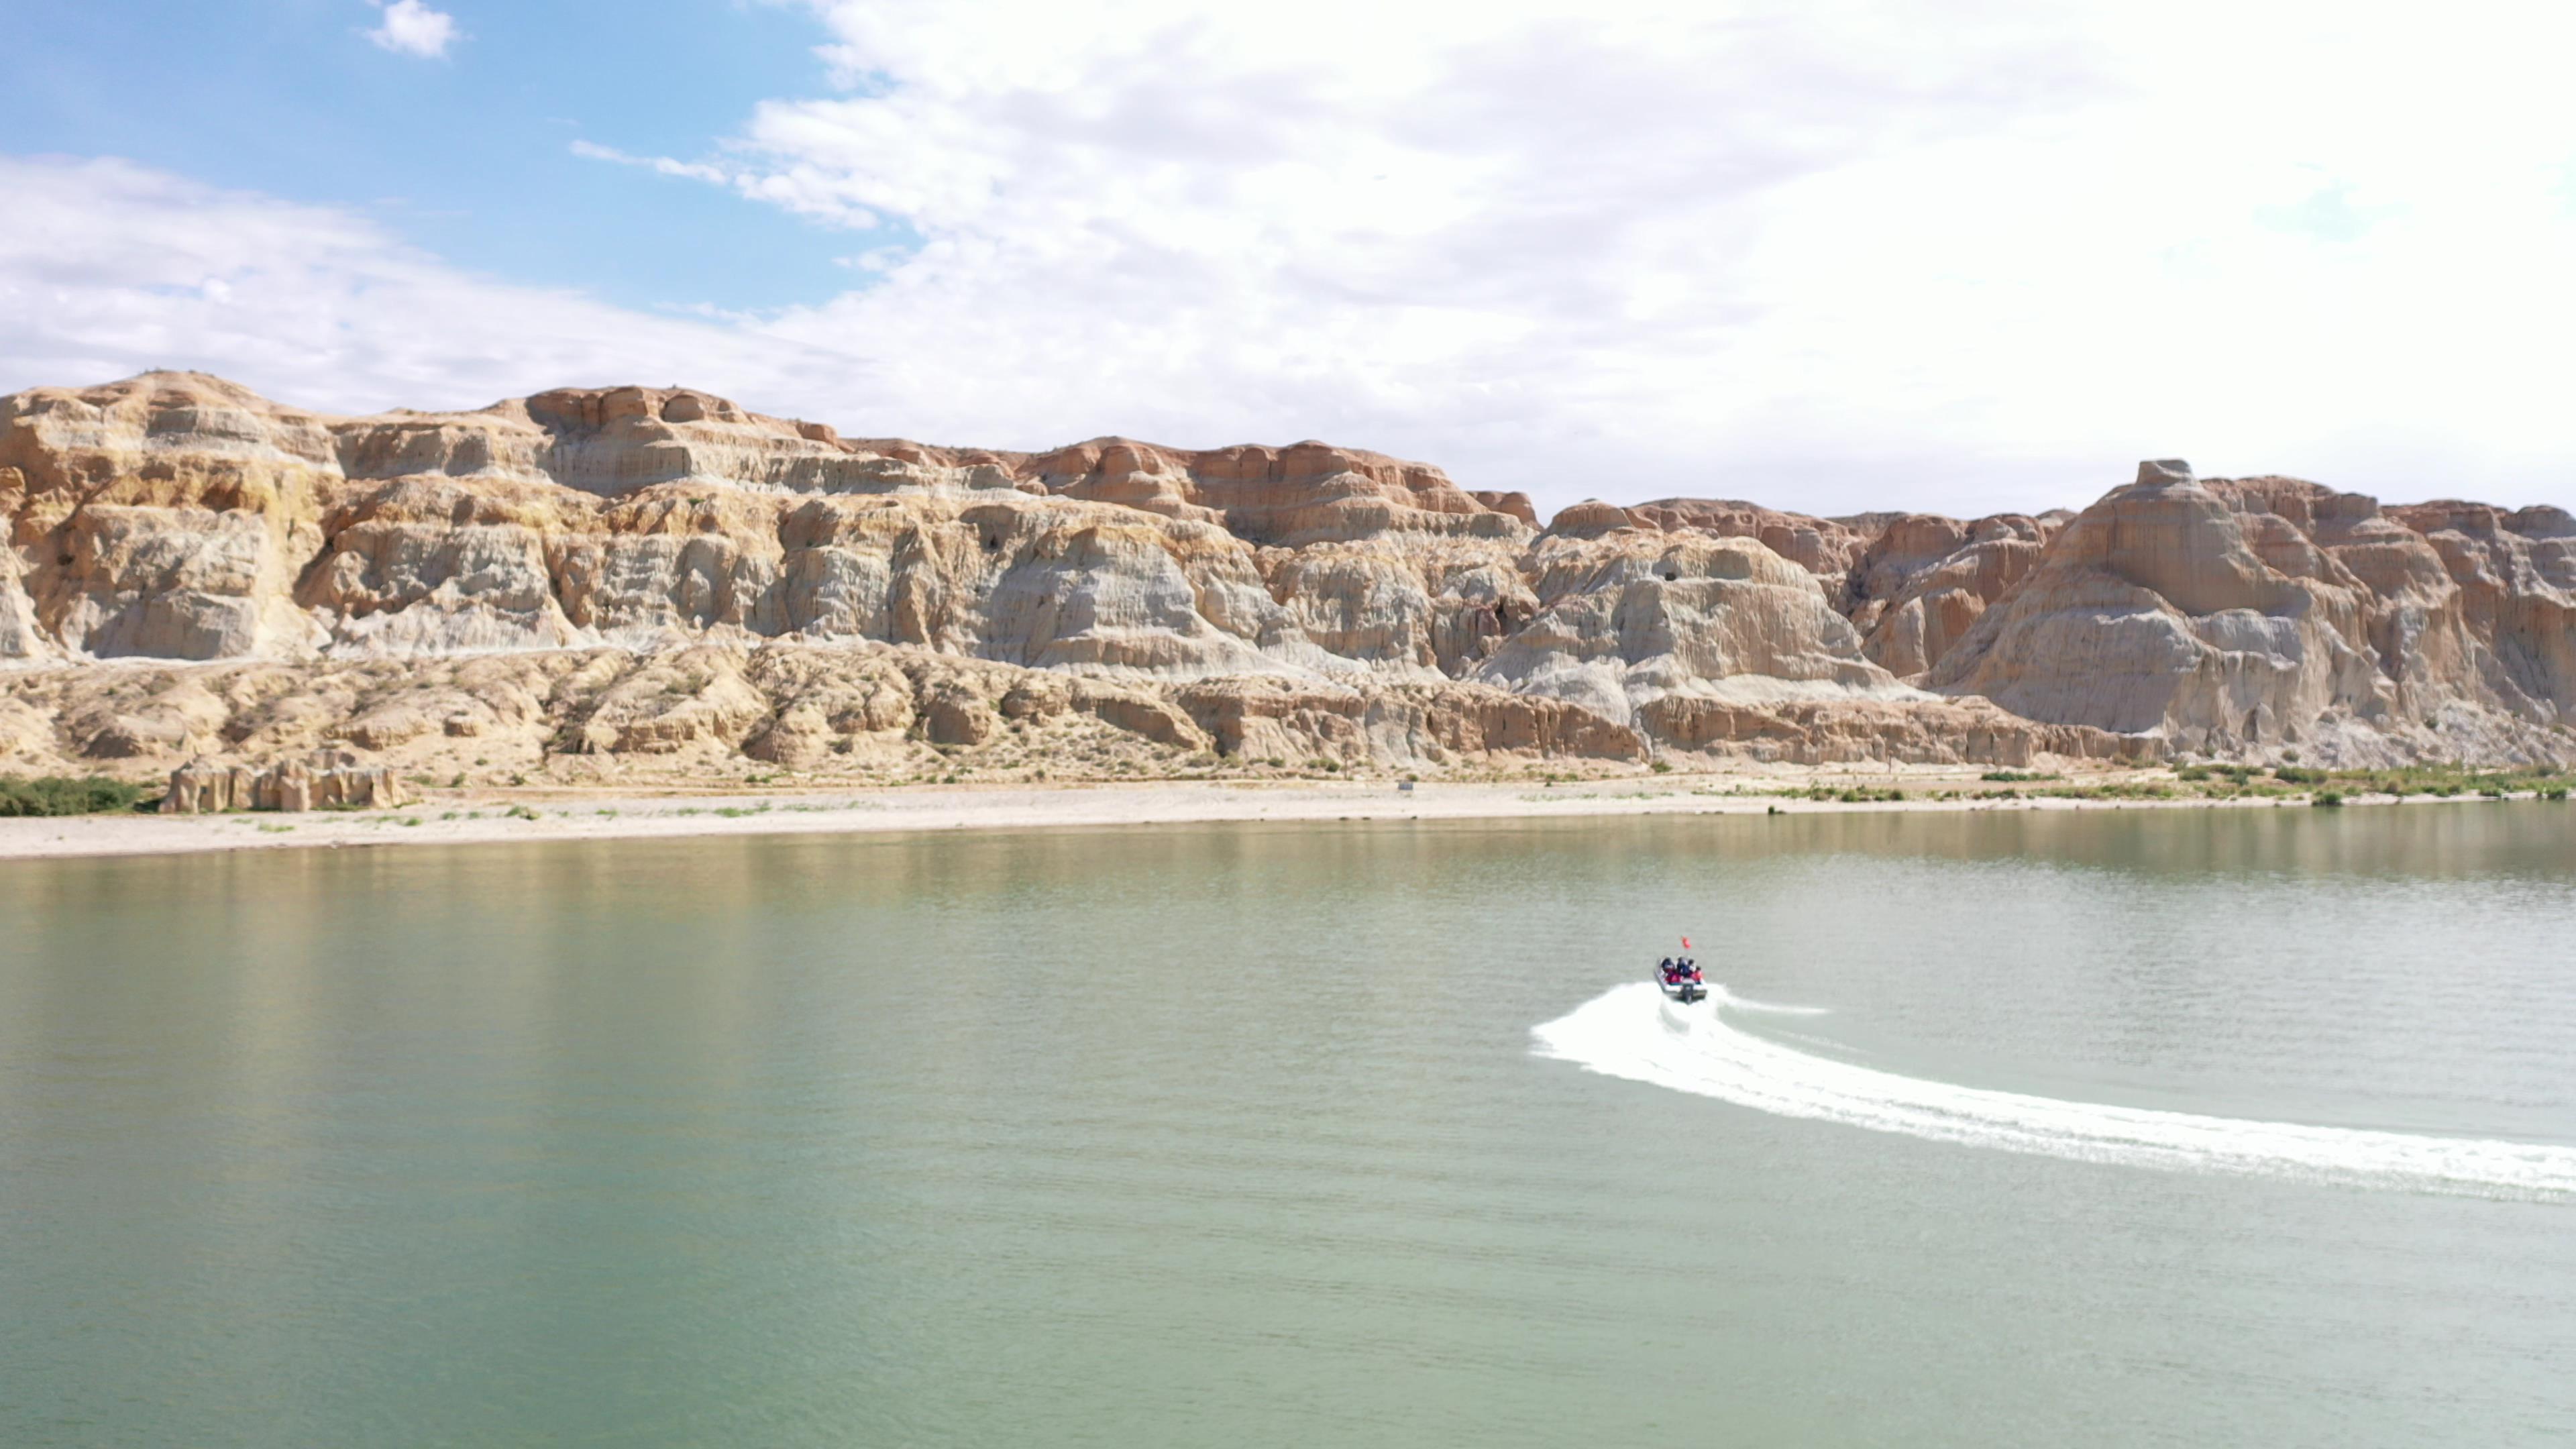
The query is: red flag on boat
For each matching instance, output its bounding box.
[1680,936,1692,949]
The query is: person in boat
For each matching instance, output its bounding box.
[1659,957,1676,980]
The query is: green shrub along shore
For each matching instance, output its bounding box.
[0,775,157,817]
[2167,762,2576,805]
[1774,761,2575,808]
[0,761,2567,826]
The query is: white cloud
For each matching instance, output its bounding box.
[0,156,863,419]
[568,140,733,186]
[19,1,2576,520]
[368,0,460,60]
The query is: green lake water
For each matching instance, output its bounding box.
[2,804,2571,1446]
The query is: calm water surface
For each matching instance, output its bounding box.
[2,805,2572,1446]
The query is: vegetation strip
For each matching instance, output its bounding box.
[0,775,154,817]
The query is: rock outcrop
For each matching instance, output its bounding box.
[160,751,409,813]
[1472,531,1897,728]
[6,373,2571,783]
[1929,463,2575,763]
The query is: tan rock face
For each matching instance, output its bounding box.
[1637,694,2155,769]
[1618,498,1878,582]
[2386,500,2576,718]
[7,374,2571,773]
[160,751,409,813]
[1474,532,1898,728]
[1843,513,2061,680]
[1928,466,2574,763]
[1,641,1646,784]
[1028,438,1532,547]
[1534,494,2076,689]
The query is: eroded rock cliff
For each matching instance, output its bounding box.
[4,374,2569,784]
[1929,463,2575,764]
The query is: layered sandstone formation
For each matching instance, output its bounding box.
[3,373,2568,790]
[1929,462,2576,762]
[160,751,408,814]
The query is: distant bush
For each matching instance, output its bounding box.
[2320,765,2571,800]
[1795,784,1906,803]
[2272,766,2328,785]
[1980,769,2060,782]
[0,775,150,817]
[2176,763,2260,789]
[2544,787,2570,802]
[2037,781,2176,801]
[2312,791,2345,808]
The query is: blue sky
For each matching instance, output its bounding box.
[1,1,867,313]
[4,0,2575,517]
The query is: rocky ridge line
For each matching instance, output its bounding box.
[3,374,2569,785]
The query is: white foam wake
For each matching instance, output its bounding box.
[1532,983,2576,1201]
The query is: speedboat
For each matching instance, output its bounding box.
[1655,961,1707,1004]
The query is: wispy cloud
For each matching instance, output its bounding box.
[567,140,879,228]
[568,140,731,186]
[0,155,863,419]
[368,0,461,60]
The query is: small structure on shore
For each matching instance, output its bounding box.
[160,753,409,814]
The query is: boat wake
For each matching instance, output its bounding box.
[1532,983,2576,1201]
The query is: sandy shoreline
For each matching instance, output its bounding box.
[0,764,2522,863]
